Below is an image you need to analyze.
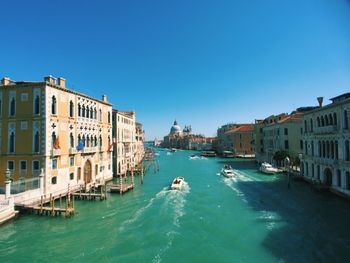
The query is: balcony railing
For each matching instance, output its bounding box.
[314,126,338,135]
[82,147,98,154]
[51,149,61,156]
[69,148,78,154]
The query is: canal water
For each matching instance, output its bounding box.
[1,149,350,263]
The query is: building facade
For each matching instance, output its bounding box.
[135,122,145,165]
[301,94,350,198]
[254,111,306,165]
[112,110,136,176]
[217,124,254,156]
[0,76,113,195]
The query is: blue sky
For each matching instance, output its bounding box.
[1,0,350,140]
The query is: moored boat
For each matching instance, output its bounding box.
[201,150,217,157]
[259,162,280,174]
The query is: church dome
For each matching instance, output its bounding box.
[170,120,182,135]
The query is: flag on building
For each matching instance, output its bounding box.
[77,138,85,151]
[54,136,61,149]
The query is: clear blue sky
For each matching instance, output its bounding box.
[1,0,350,140]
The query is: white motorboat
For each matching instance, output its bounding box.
[171,176,185,190]
[221,165,235,178]
[259,162,280,174]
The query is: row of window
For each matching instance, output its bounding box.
[304,110,349,133]
[7,160,40,173]
[304,140,350,161]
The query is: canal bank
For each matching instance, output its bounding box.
[1,149,350,263]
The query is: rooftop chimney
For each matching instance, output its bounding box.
[44,75,57,85]
[102,95,107,102]
[317,97,324,107]
[57,77,66,88]
[1,77,11,85]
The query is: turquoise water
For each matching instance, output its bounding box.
[1,149,350,263]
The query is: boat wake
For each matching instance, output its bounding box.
[152,183,190,262]
[118,187,169,232]
[222,177,248,203]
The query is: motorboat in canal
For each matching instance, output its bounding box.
[200,151,217,157]
[189,154,198,160]
[170,148,177,153]
[171,176,185,190]
[259,162,280,174]
[221,164,235,178]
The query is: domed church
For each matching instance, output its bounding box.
[170,120,182,136]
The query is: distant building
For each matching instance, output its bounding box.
[217,124,254,156]
[301,94,350,198]
[162,120,213,150]
[0,76,113,195]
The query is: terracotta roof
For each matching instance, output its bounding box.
[226,124,254,133]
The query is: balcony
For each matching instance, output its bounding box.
[69,148,78,154]
[314,126,338,135]
[82,147,98,154]
[51,149,61,156]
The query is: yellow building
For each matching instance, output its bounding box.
[0,76,113,196]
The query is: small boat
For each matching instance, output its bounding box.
[222,151,235,158]
[259,162,280,174]
[171,176,185,190]
[201,151,217,157]
[221,164,235,177]
[189,154,197,160]
[170,148,177,153]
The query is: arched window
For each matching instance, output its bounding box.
[317,117,320,127]
[34,96,40,115]
[94,136,97,146]
[69,101,74,117]
[90,107,93,119]
[322,141,326,158]
[304,120,307,133]
[325,115,329,126]
[326,141,330,158]
[318,141,321,157]
[337,170,341,187]
[51,96,57,115]
[34,131,40,153]
[329,114,333,125]
[94,108,97,119]
[9,132,15,153]
[91,135,94,146]
[99,136,102,148]
[86,136,90,147]
[346,140,350,161]
[108,112,111,124]
[10,97,16,116]
[346,172,350,190]
[310,119,313,132]
[78,103,81,117]
[344,110,349,129]
[86,106,89,119]
[311,141,314,156]
[82,105,85,117]
[70,133,74,148]
[51,132,56,149]
[330,141,334,159]
[82,135,86,146]
[99,109,102,122]
[78,134,81,144]
[335,141,339,160]
[321,116,325,127]
[333,113,337,126]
